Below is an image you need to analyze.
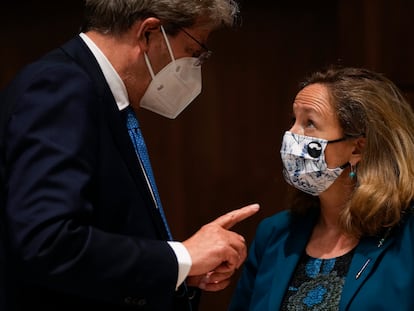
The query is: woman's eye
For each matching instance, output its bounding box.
[289,114,316,129]
[306,120,315,128]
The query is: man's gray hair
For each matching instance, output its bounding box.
[82,0,240,35]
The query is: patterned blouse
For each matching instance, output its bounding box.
[281,249,355,310]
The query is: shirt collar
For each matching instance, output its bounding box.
[79,32,129,111]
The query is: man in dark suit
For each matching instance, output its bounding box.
[0,1,260,310]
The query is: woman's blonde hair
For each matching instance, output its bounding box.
[290,66,414,237]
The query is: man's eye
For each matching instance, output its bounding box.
[192,50,203,58]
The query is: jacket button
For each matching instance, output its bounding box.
[136,298,147,307]
[124,296,146,307]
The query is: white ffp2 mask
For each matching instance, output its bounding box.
[140,26,202,119]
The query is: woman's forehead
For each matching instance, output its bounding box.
[293,84,333,114]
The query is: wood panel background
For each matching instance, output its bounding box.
[1,1,413,310]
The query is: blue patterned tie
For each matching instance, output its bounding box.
[125,106,173,240]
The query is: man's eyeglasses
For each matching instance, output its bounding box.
[180,28,213,66]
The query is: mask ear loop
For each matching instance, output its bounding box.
[144,54,156,80]
[160,25,176,64]
[143,25,177,81]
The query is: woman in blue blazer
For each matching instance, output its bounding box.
[229,67,414,310]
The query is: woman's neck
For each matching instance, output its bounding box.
[306,184,358,259]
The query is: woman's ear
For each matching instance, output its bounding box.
[350,136,366,165]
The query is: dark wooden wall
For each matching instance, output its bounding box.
[1,1,414,310]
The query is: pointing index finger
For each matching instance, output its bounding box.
[213,204,260,230]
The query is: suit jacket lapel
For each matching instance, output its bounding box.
[60,36,170,240]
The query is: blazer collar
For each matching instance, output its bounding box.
[340,214,407,309]
[268,210,318,310]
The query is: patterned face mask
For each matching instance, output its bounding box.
[280,131,348,196]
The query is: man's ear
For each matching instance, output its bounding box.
[135,17,161,51]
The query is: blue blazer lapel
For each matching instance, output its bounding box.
[340,234,392,310]
[268,213,317,310]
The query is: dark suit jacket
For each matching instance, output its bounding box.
[0,35,198,311]
[228,208,414,310]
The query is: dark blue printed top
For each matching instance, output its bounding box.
[281,249,354,310]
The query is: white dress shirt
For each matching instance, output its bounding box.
[79,32,192,289]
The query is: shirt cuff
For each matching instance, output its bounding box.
[168,241,192,289]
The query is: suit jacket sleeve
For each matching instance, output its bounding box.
[2,55,179,308]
